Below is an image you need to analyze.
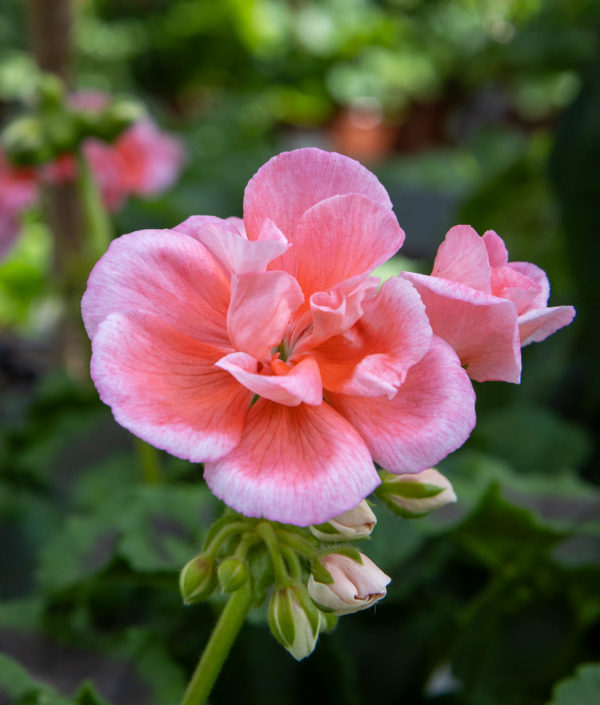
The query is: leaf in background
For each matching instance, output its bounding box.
[547,663,600,705]
[472,405,592,476]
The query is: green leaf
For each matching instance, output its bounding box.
[547,663,600,705]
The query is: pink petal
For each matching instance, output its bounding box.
[91,312,252,462]
[84,139,129,212]
[290,193,404,297]
[116,121,183,195]
[327,336,476,474]
[482,229,508,267]
[227,271,304,359]
[216,353,322,406]
[307,277,432,398]
[174,216,288,274]
[491,264,542,315]
[505,261,550,310]
[432,225,492,293]
[82,229,230,346]
[401,272,522,383]
[243,148,393,243]
[519,306,576,346]
[204,400,380,525]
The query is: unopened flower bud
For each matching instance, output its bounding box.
[268,586,321,661]
[309,500,377,541]
[217,557,249,593]
[179,556,216,605]
[308,552,390,615]
[378,468,457,517]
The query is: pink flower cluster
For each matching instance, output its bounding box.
[82,148,574,526]
[42,120,183,213]
[0,95,182,257]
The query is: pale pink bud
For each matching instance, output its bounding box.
[309,500,377,541]
[379,468,456,517]
[308,552,391,615]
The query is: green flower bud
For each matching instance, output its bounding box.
[179,555,216,605]
[377,468,457,518]
[1,115,52,166]
[217,557,249,593]
[268,586,321,661]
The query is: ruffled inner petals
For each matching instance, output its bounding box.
[227,271,304,359]
[307,277,432,398]
[216,352,322,406]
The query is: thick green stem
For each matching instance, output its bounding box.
[180,581,253,705]
[134,438,162,485]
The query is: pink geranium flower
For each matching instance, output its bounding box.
[82,149,476,525]
[402,225,575,383]
[43,91,183,212]
[0,150,37,258]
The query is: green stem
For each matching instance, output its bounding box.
[256,522,289,587]
[180,580,253,705]
[135,438,162,484]
[204,522,249,560]
[276,530,319,559]
[76,147,112,258]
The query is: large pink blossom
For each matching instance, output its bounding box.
[82,148,476,525]
[0,150,37,258]
[402,225,575,383]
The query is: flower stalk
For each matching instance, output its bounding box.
[180,579,253,705]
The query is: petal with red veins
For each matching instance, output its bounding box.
[292,193,404,298]
[204,400,380,525]
[432,225,492,293]
[216,353,322,406]
[328,337,476,474]
[91,312,252,463]
[174,216,288,274]
[309,277,432,397]
[243,147,392,243]
[401,272,522,383]
[519,306,576,346]
[227,271,304,359]
[82,229,230,346]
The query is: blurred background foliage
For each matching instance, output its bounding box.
[0,0,599,704]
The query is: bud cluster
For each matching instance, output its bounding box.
[2,74,145,167]
[180,478,455,662]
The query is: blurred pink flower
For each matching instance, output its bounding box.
[43,91,183,212]
[0,150,37,258]
[82,148,476,525]
[402,225,575,383]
